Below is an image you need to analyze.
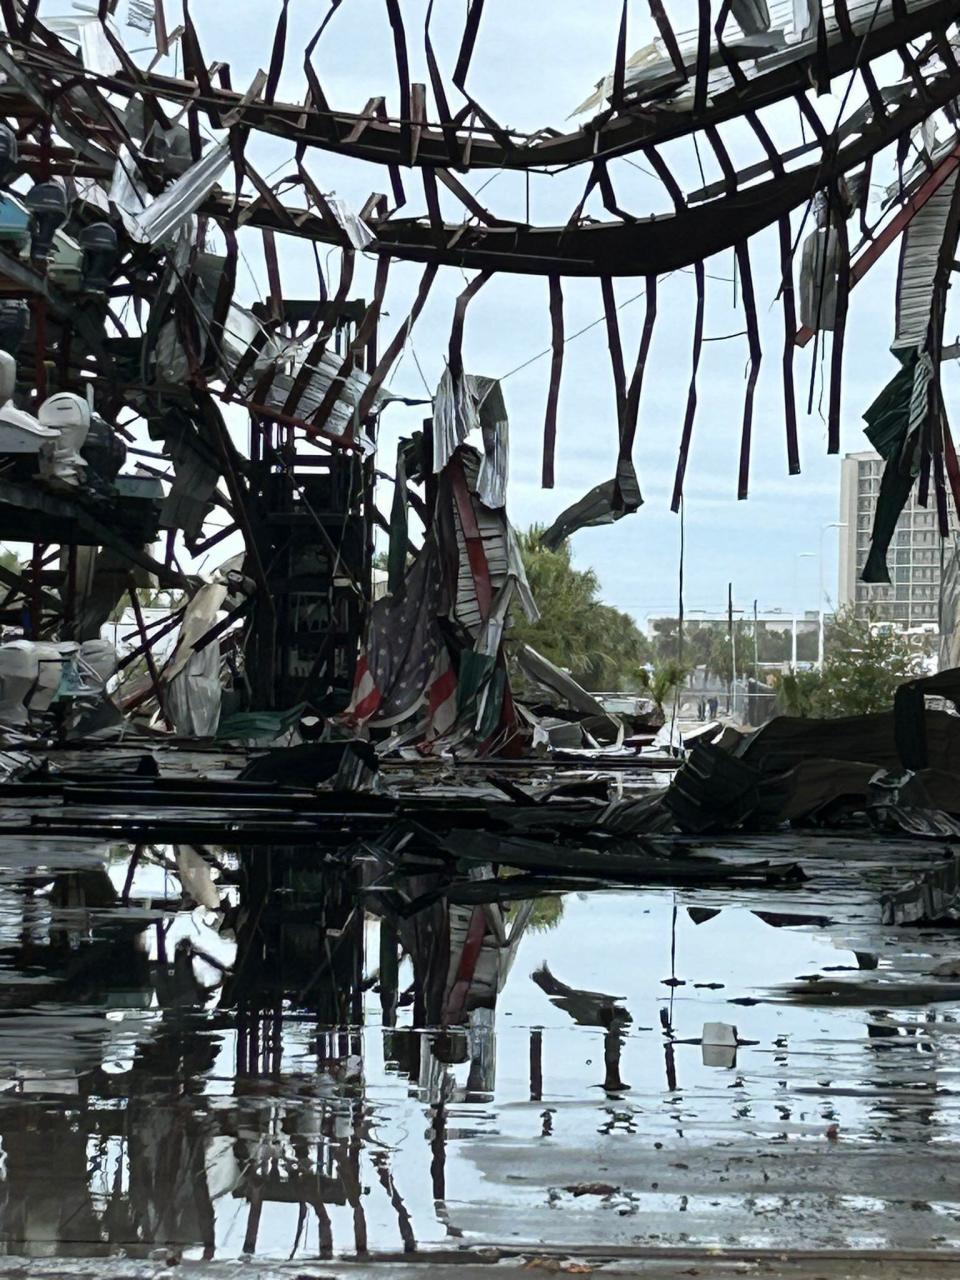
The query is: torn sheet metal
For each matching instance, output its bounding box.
[474,376,509,510]
[45,12,122,76]
[541,477,641,550]
[516,643,610,720]
[893,171,960,350]
[433,368,479,474]
[162,581,228,737]
[261,351,374,438]
[128,141,231,247]
[327,197,376,249]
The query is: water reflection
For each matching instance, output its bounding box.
[0,843,953,1260]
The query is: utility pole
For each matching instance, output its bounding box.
[727,582,735,713]
[793,552,815,667]
[819,522,847,669]
[753,598,759,683]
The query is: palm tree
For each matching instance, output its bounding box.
[637,659,689,718]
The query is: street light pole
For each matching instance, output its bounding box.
[793,552,815,668]
[818,521,848,670]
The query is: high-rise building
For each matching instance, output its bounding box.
[838,450,955,626]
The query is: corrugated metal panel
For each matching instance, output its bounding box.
[894,172,958,350]
[261,352,372,439]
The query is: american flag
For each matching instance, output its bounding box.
[346,536,459,737]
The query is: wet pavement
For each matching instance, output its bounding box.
[0,818,958,1273]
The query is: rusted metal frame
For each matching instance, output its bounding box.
[611,0,629,110]
[600,276,627,442]
[384,0,412,162]
[222,326,269,399]
[408,82,427,167]
[542,274,563,488]
[642,145,685,212]
[57,26,171,167]
[282,248,356,416]
[796,141,960,346]
[117,608,185,672]
[292,159,349,242]
[449,0,514,156]
[309,254,390,432]
[453,0,484,95]
[344,95,387,145]
[813,1,831,95]
[424,0,461,166]
[827,188,850,455]
[18,0,958,169]
[897,42,933,106]
[858,62,888,120]
[646,0,688,82]
[435,168,508,227]
[858,154,874,240]
[239,159,300,232]
[8,2,936,172]
[153,0,170,57]
[200,391,274,619]
[777,216,801,475]
[19,0,40,40]
[189,521,238,556]
[714,0,749,94]
[671,262,706,513]
[594,159,637,222]
[734,241,762,497]
[302,15,336,138]
[622,274,657,465]
[189,596,253,656]
[180,0,221,128]
[194,65,960,276]
[265,0,290,105]
[262,228,283,323]
[128,582,174,730]
[207,225,237,361]
[0,561,61,614]
[833,0,853,40]
[693,0,713,114]
[358,261,438,420]
[447,268,492,390]
[0,0,20,33]
[703,123,738,194]
[744,108,785,178]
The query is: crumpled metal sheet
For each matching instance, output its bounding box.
[433,367,479,473]
[128,140,231,246]
[474,376,509,509]
[893,170,959,350]
[260,350,374,438]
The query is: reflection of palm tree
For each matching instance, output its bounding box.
[508,894,564,933]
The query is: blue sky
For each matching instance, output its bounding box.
[157,4,949,619]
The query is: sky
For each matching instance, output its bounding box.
[38,0,958,625]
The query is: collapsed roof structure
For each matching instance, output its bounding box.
[0,0,957,744]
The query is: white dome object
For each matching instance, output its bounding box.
[0,640,40,726]
[0,352,60,454]
[0,350,15,404]
[38,392,91,454]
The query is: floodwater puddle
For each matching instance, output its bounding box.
[0,838,956,1261]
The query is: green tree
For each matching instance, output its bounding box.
[510,526,651,690]
[637,658,690,717]
[774,609,929,717]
